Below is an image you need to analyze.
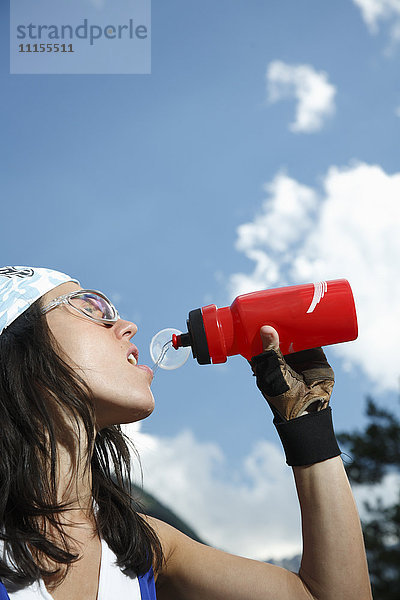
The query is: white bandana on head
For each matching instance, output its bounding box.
[0,266,80,335]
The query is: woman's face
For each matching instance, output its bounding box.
[42,282,154,428]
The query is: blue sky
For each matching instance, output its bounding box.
[1,0,400,559]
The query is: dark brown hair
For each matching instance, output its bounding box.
[0,299,163,586]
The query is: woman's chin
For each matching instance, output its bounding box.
[123,401,155,424]
[95,393,155,428]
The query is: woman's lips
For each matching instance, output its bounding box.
[127,344,139,364]
[136,364,154,378]
[126,345,153,378]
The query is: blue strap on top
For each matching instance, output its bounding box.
[138,567,157,600]
[0,581,10,599]
[0,569,156,599]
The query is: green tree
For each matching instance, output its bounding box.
[338,397,400,600]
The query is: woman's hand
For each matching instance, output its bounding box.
[251,325,335,420]
[250,326,341,468]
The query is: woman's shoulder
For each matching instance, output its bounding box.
[141,513,212,585]
[141,514,183,558]
[141,515,196,574]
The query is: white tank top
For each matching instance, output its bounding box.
[5,539,143,599]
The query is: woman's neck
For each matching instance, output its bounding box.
[55,431,95,520]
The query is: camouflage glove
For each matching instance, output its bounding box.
[250,326,341,467]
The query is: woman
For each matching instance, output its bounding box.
[0,266,372,600]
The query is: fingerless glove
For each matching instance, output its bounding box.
[250,348,341,467]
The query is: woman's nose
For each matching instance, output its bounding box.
[114,319,138,339]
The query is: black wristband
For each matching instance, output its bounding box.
[273,407,341,467]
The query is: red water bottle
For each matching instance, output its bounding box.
[172,279,358,364]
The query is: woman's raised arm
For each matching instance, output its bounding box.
[151,326,372,600]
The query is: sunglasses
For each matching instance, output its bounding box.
[40,289,120,325]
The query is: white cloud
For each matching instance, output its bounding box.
[353,471,400,518]
[395,105,400,116]
[229,162,400,393]
[123,420,399,560]
[124,422,301,560]
[353,0,400,46]
[266,61,336,133]
[231,171,319,294]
